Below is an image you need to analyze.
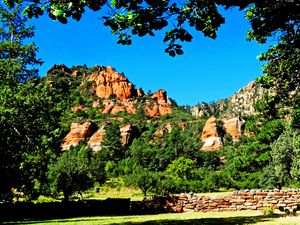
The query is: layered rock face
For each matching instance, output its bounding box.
[102,99,137,115]
[87,66,135,100]
[62,122,137,151]
[200,116,246,150]
[201,117,223,151]
[222,117,245,141]
[227,81,266,117]
[61,122,97,150]
[88,124,107,152]
[145,90,173,117]
[47,64,173,118]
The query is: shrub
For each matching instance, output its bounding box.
[262,207,274,216]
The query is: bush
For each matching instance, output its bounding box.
[262,207,275,216]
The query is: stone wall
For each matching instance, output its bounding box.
[174,189,300,213]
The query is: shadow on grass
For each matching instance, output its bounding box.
[2,214,280,225]
[115,216,276,225]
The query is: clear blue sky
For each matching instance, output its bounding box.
[29,7,269,106]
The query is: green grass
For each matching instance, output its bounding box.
[83,186,145,201]
[3,211,300,225]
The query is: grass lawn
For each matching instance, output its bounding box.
[3,211,300,225]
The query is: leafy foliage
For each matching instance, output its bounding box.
[0,4,42,84]
[48,144,95,201]
[271,128,300,187]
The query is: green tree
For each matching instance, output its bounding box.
[0,4,42,84]
[48,144,95,201]
[165,157,195,180]
[128,167,159,196]
[271,127,300,187]
[0,5,59,201]
[102,122,123,162]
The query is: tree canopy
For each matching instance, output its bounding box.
[3,1,299,56]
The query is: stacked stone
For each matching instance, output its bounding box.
[176,189,300,212]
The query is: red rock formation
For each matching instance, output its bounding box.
[62,122,97,150]
[120,124,137,146]
[87,66,135,99]
[154,123,173,138]
[102,99,137,115]
[145,102,161,117]
[110,105,127,114]
[137,88,144,97]
[145,90,172,117]
[62,122,138,151]
[88,124,107,152]
[152,89,168,104]
[201,117,223,151]
[222,117,245,141]
[158,102,173,116]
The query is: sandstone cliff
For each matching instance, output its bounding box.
[87,66,135,100]
[200,115,247,150]
[61,122,98,150]
[62,122,138,151]
[46,64,173,118]
[201,117,223,151]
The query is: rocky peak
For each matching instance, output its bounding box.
[145,89,172,117]
[87,66,136,100]
[46,64,71,77]
[152,89,168,104]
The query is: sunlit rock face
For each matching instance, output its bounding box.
[87,124,107,152]
[201,117,223,151]
[62,122,138,152]
[61,122,97,150]
[87,66,135,100]
[145,90,173,117]
[222,117,245,141]
[120,124,138,147]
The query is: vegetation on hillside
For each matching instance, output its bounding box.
[0,1,300,203]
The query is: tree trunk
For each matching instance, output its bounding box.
[63,190,70,202]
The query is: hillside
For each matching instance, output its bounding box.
[44,64,254,153]
[191,81,267,118]
[2,62,300,202]
[11,63,298,200]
